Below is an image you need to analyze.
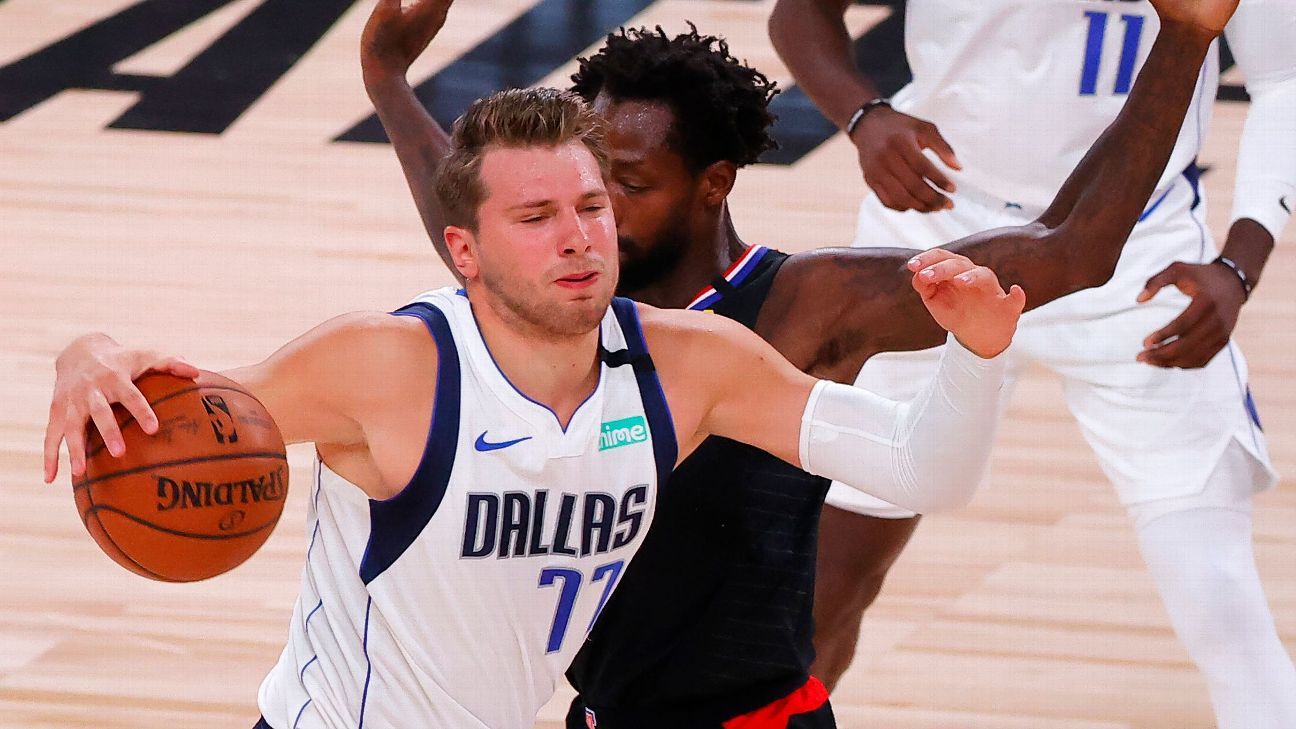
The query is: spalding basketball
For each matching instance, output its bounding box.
[74,370,288,582]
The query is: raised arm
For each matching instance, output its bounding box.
[360,0,458,275]
[652,251,1021,512]
[769,2,1236,377]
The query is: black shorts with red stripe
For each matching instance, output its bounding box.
[566,677,834,729]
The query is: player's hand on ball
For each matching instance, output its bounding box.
[908,249,1025,359]
[1148,0,1240,35]
[851,106,961,214]
[1135,259,1245,368]
[360,0,454,81]
[43,334,198,483]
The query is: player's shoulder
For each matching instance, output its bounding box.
[298,310,441,381]
[317,309,430,345]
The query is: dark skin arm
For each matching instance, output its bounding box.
[366,0,1223,382]
[360,0,459,278]
[1133,209,1273,369]
[762,20,1222,383]
[769,0,962,213]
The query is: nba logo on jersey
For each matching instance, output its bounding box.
[585,707,598,728]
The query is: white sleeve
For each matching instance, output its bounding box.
[798,335,1006,514]
[1224,0,1296,240]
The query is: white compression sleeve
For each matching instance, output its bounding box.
[799,335,1007,513]
[1225,0,1296,239]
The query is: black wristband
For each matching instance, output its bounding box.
[1213,255,1253,302]
[845,98,891,138]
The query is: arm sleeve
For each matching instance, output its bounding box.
[798,335,1007,514]
[1224,0,1296,240]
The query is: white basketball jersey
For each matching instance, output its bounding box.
[895,0,1219,211]
[257,289,676,729]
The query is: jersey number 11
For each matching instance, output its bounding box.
[1080,11,1147,96]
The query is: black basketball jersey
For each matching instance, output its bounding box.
[565,247,834,728]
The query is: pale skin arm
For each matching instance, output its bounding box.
[43,314,435,500]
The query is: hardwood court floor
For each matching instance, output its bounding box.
[0,2,1292,727]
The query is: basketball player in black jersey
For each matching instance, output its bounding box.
[360,0,1231,725]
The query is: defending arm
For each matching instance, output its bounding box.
[799,335,1006,513]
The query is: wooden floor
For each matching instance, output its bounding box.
[1,2,1292,727]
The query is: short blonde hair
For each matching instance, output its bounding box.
[436,87,610,231]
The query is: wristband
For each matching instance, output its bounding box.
[845,98,891,138]
[1213,255,1253,302]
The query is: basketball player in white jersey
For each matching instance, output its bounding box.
[43,89,1028,728]
[771,0,1296,725]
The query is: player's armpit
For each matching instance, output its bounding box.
[222,312,435,450]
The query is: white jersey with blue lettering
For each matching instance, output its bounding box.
[892,0,1217,213]
[831,1,1285,518]
[257,288,676,729]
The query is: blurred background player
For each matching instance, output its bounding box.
[361,0,1247,725]
[770,1,1296,726]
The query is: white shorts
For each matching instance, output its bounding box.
[826,179,1278,518]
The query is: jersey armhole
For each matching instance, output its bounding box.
[357,304,462,584]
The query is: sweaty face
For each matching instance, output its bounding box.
[592,95,702,293]
[467,141,618,337]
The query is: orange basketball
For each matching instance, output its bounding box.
[74,371,288,582]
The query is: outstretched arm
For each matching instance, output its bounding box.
[656,252,1020,513]
[360,0,459,276]
[42,314,429,487]
[774,4,1235,375]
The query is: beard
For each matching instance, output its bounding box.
[616,212,692,294]
[480,258,613,339]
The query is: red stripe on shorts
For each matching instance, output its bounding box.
[721,677,829,729]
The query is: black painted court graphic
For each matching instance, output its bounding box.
[0,0,1247,164]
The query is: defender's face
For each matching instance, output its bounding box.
[462,141,618,336]
[592,95,701,293]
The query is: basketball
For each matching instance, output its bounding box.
[74,371,289,582]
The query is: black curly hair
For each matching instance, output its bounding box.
[570,24,779,172]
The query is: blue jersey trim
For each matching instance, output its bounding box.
[608,298,677,489]
[305,464,323,561]
[1183,160,1202,210]
[292,699,312,729]
[1244,385,1264,432]
[358,596,374,729]
[304,599,324,632]
[1139,184,1174,222]
[359,304,462,584]
[298,655,319,684]
[465,297,603,433]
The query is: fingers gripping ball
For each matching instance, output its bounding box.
[74,371,288,582]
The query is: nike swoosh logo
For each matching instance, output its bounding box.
[474,432,533,452]
[1281,196,1291,214]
